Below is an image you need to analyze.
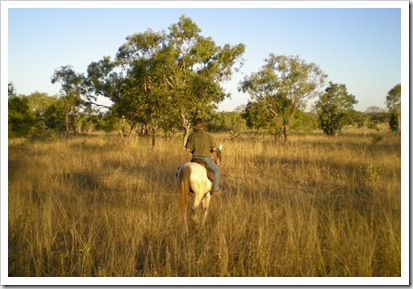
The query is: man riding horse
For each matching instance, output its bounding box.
[184,118,222,195]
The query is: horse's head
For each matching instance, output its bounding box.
[212,144,222,166]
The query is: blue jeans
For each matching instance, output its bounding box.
[192,156,219,191]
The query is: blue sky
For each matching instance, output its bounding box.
[5,2,405,112]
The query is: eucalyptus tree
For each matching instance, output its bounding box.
[85,56,131,138]
[84,16,244,145]
[110,15,245,145]
[240,54,327,142]
[115,28,173,144]
[51,65,85,137]
[315,82,358,136]
[86,41,163,140]
[84,56,118,108]
[166,16,245,145]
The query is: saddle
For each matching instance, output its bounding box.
[190,158,215,183]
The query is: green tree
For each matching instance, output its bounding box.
[207,111,247,134]
[117,28,173,145]
[8,82,16,96]
[26,92,57,116]
[365,106,387,129]
[43,99,66,133]
[315,82,358,136]
[107,15,245,146]
[240,54,327,142]
[242,100,283,139]
[350,110,368,129]
[290,110,318,135]
[8,82,38,138]
[82,56,115,109]
[98,111,122,133]
[385,84,401,131]
[51,65,85,138]
[85,56,127,136]
[24,92,62,140]
[8,95,37,138]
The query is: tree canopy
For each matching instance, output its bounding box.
[86,15,245,145]
[240,54,327,141]
[51,65,85,137]
[385,83,401,132]
[315,82,358,136]
[385,84,401,113]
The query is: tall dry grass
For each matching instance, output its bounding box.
[8,129,401,277]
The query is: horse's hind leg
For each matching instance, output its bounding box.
[201,194,212,226]
[191,193,205,225]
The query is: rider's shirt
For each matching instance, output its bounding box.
[185,129,217,158]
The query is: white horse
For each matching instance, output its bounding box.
[176,144,222,226]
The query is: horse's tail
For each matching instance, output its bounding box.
[178,165,190,221]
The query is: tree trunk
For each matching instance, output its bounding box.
[181,113,191,148]
[121,115,127,138]
[128,123,137,142]
[141,123,149,136]
[164,130,169,141]
[152,125,157,147]
[283,125,289,143]
[64,107,70,140]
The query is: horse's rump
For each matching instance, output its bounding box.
[190,158,214,182]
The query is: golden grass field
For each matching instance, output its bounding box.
[8,128,401,278]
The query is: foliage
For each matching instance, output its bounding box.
[87,15,245,145]
[51,65,85,136]
[242,102,318,140]
[8,84,65,139]
[315,82,358,136]
[8,82,16,96]
[240,54,327,142]
[207,111,247,133]
[388,111,399,132]
[385,84,401,112]
[43,99,67,132]
[290,110,318,134]
[242,100,283,139]
[100,111,124,133]
[8,94,37,138]
[7,83,112,139]
[347,111,366,129]
[364,106,388,129]
[385,84,401,131]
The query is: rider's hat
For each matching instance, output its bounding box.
[193,118,205,129]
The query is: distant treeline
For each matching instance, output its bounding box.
[8,87,394,142]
